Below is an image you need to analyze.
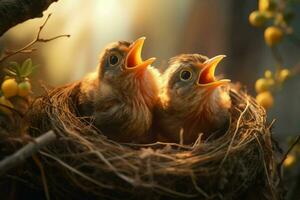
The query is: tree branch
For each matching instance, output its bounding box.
[0,0,59,36]
[279,135,300,166]
[0,13,70,64]
[0,130,56,176]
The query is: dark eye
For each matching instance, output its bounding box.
[180,69,193,81]
[109,54,120,66]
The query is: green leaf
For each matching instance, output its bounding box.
[21,58,32,70]
[9,61,19,69]
[16,65,22,77]
[20,58,36,78]
[20,59,31,74]
[22,58,32,66]
[6,59,36,78]
[20,68,34,77]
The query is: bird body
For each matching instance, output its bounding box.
[77,38,161,143]
[155,54,231,144]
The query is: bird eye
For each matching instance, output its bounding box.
[109,53,120,66]
[180,69,193,81]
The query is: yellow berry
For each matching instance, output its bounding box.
[278,69,290,82]
[259,0,269,11]
[264,26,283,47]
[255,78,274,93]
[264,70,272,79]
[259,0,276,12]
[0,96,14,115]
[249,11,267,27]
[17,81,32,97]
[256,91,274,110]
[283,154,296,168]
[255,78,268,93]
[1,79,18,98]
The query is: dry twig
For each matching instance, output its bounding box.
[279,135,300,167]
[0,130,56,175]
[0,13,70,65]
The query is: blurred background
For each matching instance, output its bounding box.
[0,0,300,139]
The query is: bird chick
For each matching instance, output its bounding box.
[155,54,231,144]
[78,37,161,143]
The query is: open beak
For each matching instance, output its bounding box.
[125,37,156,71]
[197,55,230,88]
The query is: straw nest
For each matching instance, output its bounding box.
[5,83,283,199]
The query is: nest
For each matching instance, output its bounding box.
[2,83,283,199]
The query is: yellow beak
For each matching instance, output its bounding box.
[197,55,230,87]
[125,37,156,71]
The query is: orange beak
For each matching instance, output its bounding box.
[197,55,230,87]
[125,37,156,71]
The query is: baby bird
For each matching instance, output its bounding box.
[155,54,231,144]
[78,37,161,143]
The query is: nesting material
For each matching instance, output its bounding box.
[10,83,283,199]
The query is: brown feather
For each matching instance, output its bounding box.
[79,41,161,143]
[155,54,231,144]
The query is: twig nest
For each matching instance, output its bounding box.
[25,83,282,199]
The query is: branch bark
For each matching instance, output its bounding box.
[0,130,56,175]
[0,0,59,36]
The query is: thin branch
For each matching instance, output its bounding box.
[279,135,300,167]
[0,103,25,118]
[0,13,70,65]
[0,130,56,175]
[5,49,37,54]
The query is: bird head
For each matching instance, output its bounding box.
[97,37,156,91]
[160,54,231,115]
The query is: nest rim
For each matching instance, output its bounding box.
[20,83,281,199]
